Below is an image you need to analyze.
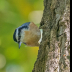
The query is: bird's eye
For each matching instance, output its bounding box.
[23,42,27,45]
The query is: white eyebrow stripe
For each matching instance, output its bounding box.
[16,28,19,41]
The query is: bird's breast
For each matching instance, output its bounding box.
[22,22,41,46]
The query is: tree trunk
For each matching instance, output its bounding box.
[32,0,70,72]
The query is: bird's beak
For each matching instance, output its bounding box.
[18,42,22,49]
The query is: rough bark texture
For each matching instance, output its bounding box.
[32,0,70,72]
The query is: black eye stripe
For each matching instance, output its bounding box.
[18,28,21,43]
[13,29,17,42]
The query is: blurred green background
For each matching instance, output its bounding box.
[0,0,43,72]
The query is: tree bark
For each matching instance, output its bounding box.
[32,0,70,72]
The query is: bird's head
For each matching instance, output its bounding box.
[13,22,30,48]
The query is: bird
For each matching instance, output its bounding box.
[13,22,43,49]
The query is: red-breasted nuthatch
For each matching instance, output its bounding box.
[13,22,43,49]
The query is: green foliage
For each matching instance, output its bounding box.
[0,0,43,72]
